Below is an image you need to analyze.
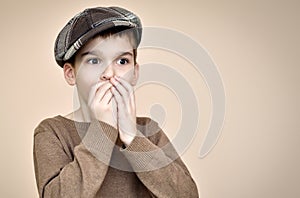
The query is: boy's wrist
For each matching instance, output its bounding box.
[121,135,135,146]
[119,128,136,146]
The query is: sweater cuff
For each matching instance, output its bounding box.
[121,132,172,172]
[82,120,118,165]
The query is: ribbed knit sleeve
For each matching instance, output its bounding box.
[121,119,199,198]
[33,118,118,198]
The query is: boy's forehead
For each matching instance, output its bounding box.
[78,35,134,56]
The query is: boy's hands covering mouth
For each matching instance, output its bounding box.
[87,76,137,146]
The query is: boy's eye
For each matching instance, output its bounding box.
[87,58,101,64]
[117,58,129,65]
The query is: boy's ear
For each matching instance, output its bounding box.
[63,63,76,86]
[131,63,139,86]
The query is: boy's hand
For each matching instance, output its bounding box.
[110,76,137,146]
[87,81,117,128]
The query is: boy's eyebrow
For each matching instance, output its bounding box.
[116,51,133,57]
[80,50,100,57]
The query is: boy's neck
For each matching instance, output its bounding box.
[64,99,92,122]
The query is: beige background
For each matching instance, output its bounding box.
[0,0,299,197]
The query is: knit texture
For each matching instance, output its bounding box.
[33,115,198,198]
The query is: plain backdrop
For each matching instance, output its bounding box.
[0,0,299,197]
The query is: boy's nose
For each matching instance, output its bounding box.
[100,64,114,81]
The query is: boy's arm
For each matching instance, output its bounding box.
[33,120,118,198]
[121,123,199,198]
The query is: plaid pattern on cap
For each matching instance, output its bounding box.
[54,6,142,67]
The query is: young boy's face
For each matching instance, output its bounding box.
[65,34,139,103]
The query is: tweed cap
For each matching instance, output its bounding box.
[54,6,142,67]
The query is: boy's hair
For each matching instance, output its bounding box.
[54,6,142,67]
[66,26,138,66]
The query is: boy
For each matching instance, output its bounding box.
[33,6,198,198]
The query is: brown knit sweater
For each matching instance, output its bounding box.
[33,115,198,198]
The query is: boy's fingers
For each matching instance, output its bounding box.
[114,76,136,107]
[110,77,133,106]
[115,76,134,93]
[111,97,117,110]
[94,82,113,102]
[88,81,107,105]
[111,86,125,109]
[111,97,118,122]
[110,78,127,96]
[101,89,113,105]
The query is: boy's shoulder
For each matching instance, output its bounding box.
[34,115,73,136]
